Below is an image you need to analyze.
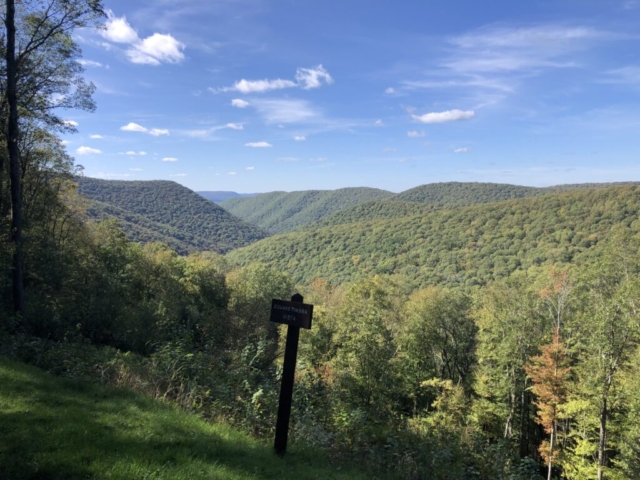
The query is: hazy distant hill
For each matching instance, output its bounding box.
[227,185,640,288]
[393,181,639,206]
[77,177,268,254]
[197,191,258,203]
[220,187,394,234]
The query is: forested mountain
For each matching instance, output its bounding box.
[393,181,639,206]
[197,191,258,203]
[77,177,267,254]
[227,185,640,288]
[219,187,394,233]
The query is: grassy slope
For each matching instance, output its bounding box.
[227,185,640,288]
[0,357,371,480]
[220,188,394,234]
[78,177,268,255]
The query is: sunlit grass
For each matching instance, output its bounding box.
[0,356,372,479]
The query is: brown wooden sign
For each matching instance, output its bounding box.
[270,298,313,329]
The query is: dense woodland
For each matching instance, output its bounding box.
[220,187,394,233]
[2,3,640,479]
[78,177,267,254]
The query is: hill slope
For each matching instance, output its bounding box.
[77,177,267,254]
[393,181,639,206]
[227,185,640,288]
[220,187,394,234]
[0,357,371,480]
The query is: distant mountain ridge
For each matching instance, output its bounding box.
[77,177,268,254]
[226,185,640,288]
[197,191,258,203]
[220,187,394,234]
[220,181,640,234]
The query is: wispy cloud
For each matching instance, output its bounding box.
[454,147,470,153]
[407,130,426,138]
[78,59,104,68]
[294,135,306,141]
[246,166,255,170]
[250,98,320,124]
[412,109,475,124]
[216,65,333,93]
[162,157,178,162]
[401,24,616,108]
[602,66,640,85]
[89,134,103,139]
[245,141,272,148]
[278,157,299,162]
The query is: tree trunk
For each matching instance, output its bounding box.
[598,397,607,480]
[5,0,25,316]
[547,416,555,480]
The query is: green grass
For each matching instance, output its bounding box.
[0,357,371,480]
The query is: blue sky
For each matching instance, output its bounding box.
[65,0,640,193]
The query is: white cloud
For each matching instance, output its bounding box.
[60,140,71,145]
[246,166,254,170]
[127,34,185,65]
[78,59,103,67]
[278,157,299,162]
[295,65,333,89]
[412,109,475,124]
[149,128,170,136]
[162,157,178,162]
[138,151,147,156]
[76,146,101,155]
[130,168,143,171]
[385,87,395,94]
[231,98,250,108]
[407,130,426,138]
[226,123,243,130]
[454,147,470,153]
[121,122,147,132]
[101,10,185,66]
[228,172,237,175]
[89,134,103,139]
[375,119,384,126]
[172,173,187,177]
[63,120,78,127]
[125,150,136,155]
[101,11,138,44]
[251,98,319,124]
[224,78,296,94]
[219,65,333,93]
[294,135,306,141]
[309,157,326,162]
[245,141,272,148]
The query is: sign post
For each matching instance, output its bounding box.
[270,293,313,456]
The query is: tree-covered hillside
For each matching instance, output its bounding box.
[220,187,394,233]
[393,181,639,206]
[227,185,640,288]
[78,177,267,254]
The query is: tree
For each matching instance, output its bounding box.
[2,0,104,315]
[526,329,571,480]
[563,229,640,480]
